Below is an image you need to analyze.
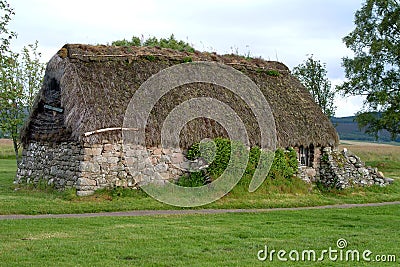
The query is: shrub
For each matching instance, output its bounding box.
[176,171,206,187]
[176,138,298,187]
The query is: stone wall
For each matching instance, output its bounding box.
[16,141,393,195]
[16,140,190,196]
[79,142,188,195]
[318,147,393,189]
[16,141,82,189]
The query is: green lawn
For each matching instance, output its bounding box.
[0,205,398,266]
[0,140,399,266]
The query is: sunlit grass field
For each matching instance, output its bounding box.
[1,139,399,266]
[0,205,398,266]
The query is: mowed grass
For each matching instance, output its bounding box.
[0,139,399,214]
[0,205,399,266]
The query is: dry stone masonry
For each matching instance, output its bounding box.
[16,141,394,195]
[16,141,82,189]
[318,147,393,189]
[16,140,198,196]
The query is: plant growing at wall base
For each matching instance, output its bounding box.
[178,138,299,188]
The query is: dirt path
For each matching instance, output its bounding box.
[1,201,399,220]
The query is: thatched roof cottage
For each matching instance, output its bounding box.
[16,44,390,196]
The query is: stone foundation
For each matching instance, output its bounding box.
[16,142,393,195]
[318,147,393,189]
[16,140,192,196]
[16,141,83,189]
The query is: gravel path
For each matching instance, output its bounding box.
[0,201,399,220]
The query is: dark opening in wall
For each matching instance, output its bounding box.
[299,145,314,167]
[44,78,61,107]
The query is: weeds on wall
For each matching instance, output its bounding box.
[177,138,299,188]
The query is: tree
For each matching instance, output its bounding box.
[292,55,336,118]
[0,1,44,162]
[20,41,45,113]
[0,52,24,161]
[337,0,399,140]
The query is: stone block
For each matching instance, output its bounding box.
[76,177,97,186]
[171,153,184,164]
[385,178,394,184]
[103,144,113,152]
[143,168,155,176]
[107,157,119,164]
[160,172,170,180]
[305,168,317,178]
[76,190,95,197]
[154,163,168,173]
[160,155,171,163]
[92,147,103,156]
[125,149,140,157]
[80,162,100,172]
[50,166,58,175]
[110,164,124,172]
[162,148,172,155]
[348,156,357,164]
[84,147,93,156]
[153,148,162,155]
[114,144,122,152]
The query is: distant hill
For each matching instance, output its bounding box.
[331,116,400,142]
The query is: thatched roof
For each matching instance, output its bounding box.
[21,44,339,148]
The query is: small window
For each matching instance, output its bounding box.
[299,145,314,167]
[299,146,306,165]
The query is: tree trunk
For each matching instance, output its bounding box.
[12,137,19,164]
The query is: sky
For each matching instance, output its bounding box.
[8,0,366,117]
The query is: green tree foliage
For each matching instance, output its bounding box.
[337,0,399,140]
[293,55,336,118]
[0,0,44,161]
[0,52,24,160]
[112,34,195,52]
[20,41,45,112]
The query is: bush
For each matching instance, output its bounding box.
[176,138,298,187]
[176,171,206,187]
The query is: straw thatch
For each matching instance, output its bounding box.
[21,44,339,148]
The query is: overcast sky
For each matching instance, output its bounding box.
[9,0,366,117]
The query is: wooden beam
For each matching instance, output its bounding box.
[84,127,138,137]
